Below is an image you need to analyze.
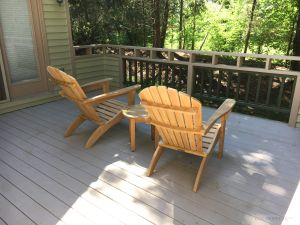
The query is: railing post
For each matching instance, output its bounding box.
[119,47,125,88]
[212,54,219,65]
[134,49,141,57]
[289,76,300,127]
[265,58,272,70]
[150,50,157,59]
[187,53,195,95]
[237,56,244,67]
[168,51,174,61]
[86,47,92,55]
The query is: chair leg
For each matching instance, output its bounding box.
[85,126,109,149]
[64,115,86,137]
[85,113,124,149]
[147,145,164,176]
[217,119,226,160]
[193,157,208,192]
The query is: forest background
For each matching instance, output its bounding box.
[69,0,300,70]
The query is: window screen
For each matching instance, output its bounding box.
[0,0,39,83]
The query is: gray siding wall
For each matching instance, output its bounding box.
[74,55,121,89]
[42,0,73,74]
[43,1,121,90]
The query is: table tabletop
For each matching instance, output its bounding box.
[122,104,149,119]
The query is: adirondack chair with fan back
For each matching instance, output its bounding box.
[139,86,235,192]
[47,66,140,149]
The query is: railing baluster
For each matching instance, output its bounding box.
[140,61,144,87]
[226,72,231,98]
[208,70,213,96]
[123,59,127,85]
[179,66,183,90]
[145,62,149,86]
[277,76,286,108]
[245,74,251,102]
[134,61,138,84]
[200,70,204,97]
[129,60,132,84]
[235,73,241,100]
[265,75,273,105]
[289,76,297,108]
[164,64,168,85]
[158,64,162,85]
[152,63,156,85]
[255,75,262,103]
[171,65,175,87]
[216,70,222,97]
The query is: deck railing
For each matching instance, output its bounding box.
[73,44,300,126]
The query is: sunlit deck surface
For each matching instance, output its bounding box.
[0,97,300,225]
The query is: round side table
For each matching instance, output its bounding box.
[122,104,157,151]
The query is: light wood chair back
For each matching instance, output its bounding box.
[139,86,205,155]
[46,66,140,148]
[139,86,236,192]
[47,66,100,123]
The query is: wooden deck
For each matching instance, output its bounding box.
[0,97,300,225]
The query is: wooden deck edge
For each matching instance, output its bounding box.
[0,93,61,115]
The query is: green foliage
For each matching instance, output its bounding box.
[69,0,299,55]
[69,0,153,46]
[201,0,248,52]
[250,0,298,54]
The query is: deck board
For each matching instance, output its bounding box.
[0,192,35,225]
[0,98,300,225]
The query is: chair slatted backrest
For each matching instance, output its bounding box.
[139,86,204,154]
[47,66,101,122]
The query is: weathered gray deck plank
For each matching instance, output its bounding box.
[0,218,7,225]
[0,193,35,225]
[0,107,286,223]
[0,98,300,225]
[0,175,65,225]
[0,118,215,225]
[0,147,124,225]
[0,162,96,225]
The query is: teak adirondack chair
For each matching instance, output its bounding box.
[139,86,236,192]
[47,66,140,149]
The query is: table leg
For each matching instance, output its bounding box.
[129,118,136,151]
[154,126,159,148]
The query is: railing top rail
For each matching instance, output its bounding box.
[73,43,300,76]
[74,44,300,61]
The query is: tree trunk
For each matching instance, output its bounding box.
[286,14,297,56]
[142,0,146,46]
[183,24,186,49]
[199,33,209,50]
[152,0,161,47]
[178,0,184,49]
[191,0,197,50]
[160,0,169,48]
[291,0,300,71]
[243,0,257,53]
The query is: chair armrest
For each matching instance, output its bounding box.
[202,99,236,134]
[84,85,141,105]
[81,78,113,93]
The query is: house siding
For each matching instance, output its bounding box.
[42,1,121,89]
[74,55,121,89]
[42,0,73,74]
